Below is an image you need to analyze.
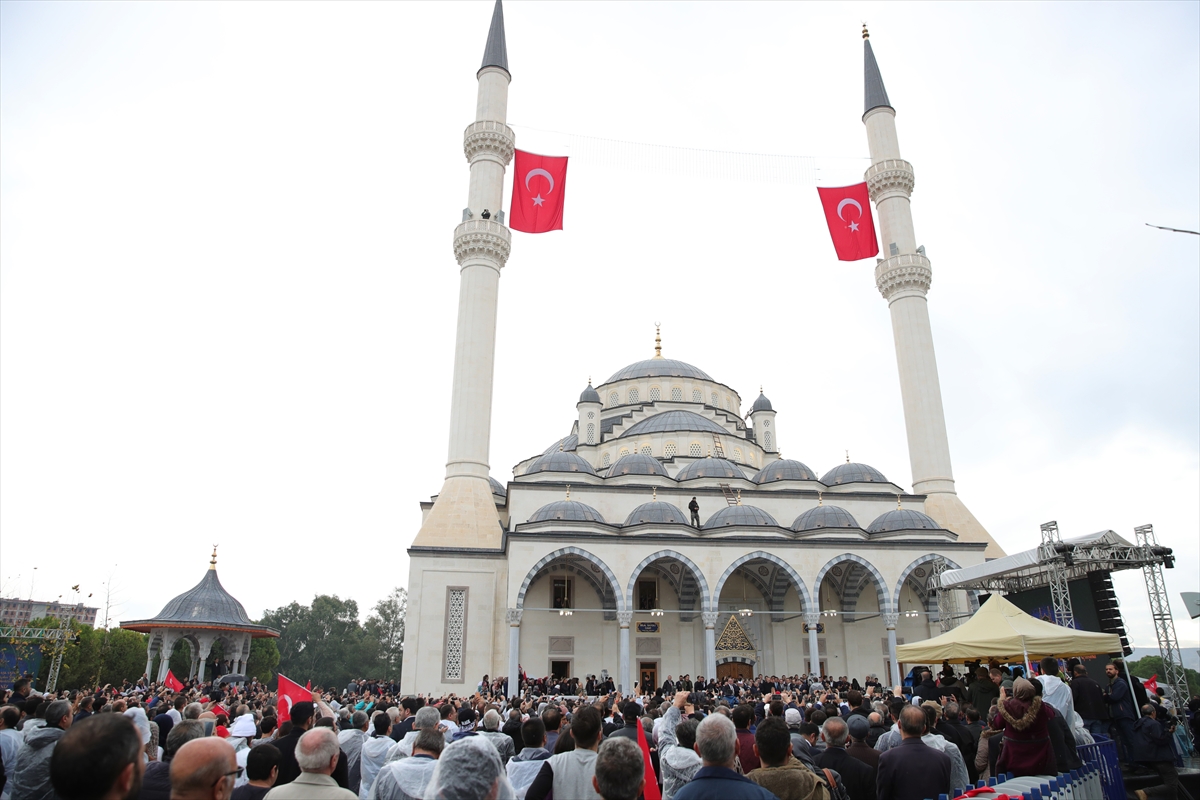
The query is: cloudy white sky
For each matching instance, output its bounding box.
[2,1,1197,654]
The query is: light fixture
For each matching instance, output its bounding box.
[650,608,664,617]
[738,608,753,618]
[559,608,573,617]
[822,609,838,618]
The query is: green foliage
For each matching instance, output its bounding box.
[168,639,192,679]
[364,588,406,682]
[24,618,148,690]
[1128,655,1200,697]
[246,637,280,684]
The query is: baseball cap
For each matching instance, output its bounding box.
[847,715,870,740]
[785,708,802,726]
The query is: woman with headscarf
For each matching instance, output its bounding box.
[990,677,1056,777]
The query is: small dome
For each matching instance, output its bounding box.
[579,384,601,404]
[605,358,714,383]
[525,451,597,476]
[751,392,773,413]
[625,501,689,526]
[619,410,727,438]
[529,500,605,523]
[821,462,887,485]
[703,504,778,528]
[542,434,579,455]
[753,459,817,484]
[867,508,941,533]
[606,453,671,478]
[489,476,507,497]
[792,505,860,531]
[676,458,747,481]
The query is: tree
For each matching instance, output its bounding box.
[261,594,371,689]
[246,637,280,684]
[1128,655,1200,698]
[364,587,406,681]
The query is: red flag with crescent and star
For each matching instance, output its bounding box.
[509,149,568,233]
[817,182,878,261]
[163,670,184,692]
[1144,674,1158,695]
[276,673,310,723]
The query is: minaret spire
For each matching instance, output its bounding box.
[861,31,1002,558]
[480,0,509,75]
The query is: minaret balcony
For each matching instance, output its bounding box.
[464,120,515,166]
[865,159,915,203]
[875,252,932,301]
[453,218,512,269]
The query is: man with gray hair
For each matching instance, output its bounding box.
[367,728,443,800]
[816,717,875,800]
[672,714,776,800]
[8,699,72,800]
[478,709,515,765]
[338,710,370,795]
[387,707,442,761]
[592,738,644,800]
[264,727,356,799]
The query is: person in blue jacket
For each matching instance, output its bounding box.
[1103,661,1137,765]
[1132,704,1178,800]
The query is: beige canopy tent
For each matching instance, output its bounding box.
[895,594,1123,664]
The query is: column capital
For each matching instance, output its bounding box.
[875,253,932,301]
[804,612,821,626]
[701,611,719,628]
[464,120,515,167]
[883,612,899,628]
[506,608,523,626]
[617,611,634,627]
[865,158,915,203]
[453,219,511,270]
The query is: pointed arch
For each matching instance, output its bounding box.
[626,550,711,613]
[517,547,624,612]
[713,551,812,612]
[814,554,890,613]
[892,554,981,614]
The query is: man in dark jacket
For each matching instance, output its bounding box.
[865,712,888,748]
[1071,665,1107,737]
[1132,705,1179,800]
[607,702,644,742]
[732,705,760,773]
[877,706,952,800]
[964,668,1000,713]
[139,720,206,800]
[48,714,143,800]
[816,717,876,800]
[675,714,776,800]
[913,672,939,703]
[845,715,880,769]
[1104,662,1137,765]
[502,708,524,755]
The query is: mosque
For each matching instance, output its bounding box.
[400,1,1005,696]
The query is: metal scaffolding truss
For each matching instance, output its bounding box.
[930,558,960,633]
[1039,521,1077,628]
[1135,524,1192,747]
[1,618,75,693]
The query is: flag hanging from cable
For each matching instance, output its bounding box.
[817,182,879,261]
[509,150,568,233]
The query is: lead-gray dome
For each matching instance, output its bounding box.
[625,501,689,526]
[867,508,940,533]
[620,411,727,438]
[676,457,747,481]
[606,453,671,478]
[751,392,773,412]
[542,434,578,455]
[489,476,507,497]
[792,505,859,531]
[525,451,597,476]
[606,358,713,383]
[753,459,817,484]
[703,504,778,528]
[579,384,601,404]
[820,462,887,485]
[120,567,278,638]
[529,500,605,523]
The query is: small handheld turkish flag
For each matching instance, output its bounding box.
[1144,674,1158,694]
[636,708,663,800]
[817,182,879,261]
[510,150,568,233]
[164,670,184,692]
[276,673,310,723]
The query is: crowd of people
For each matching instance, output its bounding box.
[0,655,1193,800]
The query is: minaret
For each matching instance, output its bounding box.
[862,28,1003,557]
[411,0,514,548]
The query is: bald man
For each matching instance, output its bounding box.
[170,737,238,800]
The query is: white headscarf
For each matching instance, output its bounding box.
[124,707,151,745]
[423,736,516,800]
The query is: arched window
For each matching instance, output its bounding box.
[749,452,756,466]
[710,392,718,406]
[640,446,652,456]
[764,431,772,450]
[725,396,732,410]
[628,388,640,404]
[602,452,611,466]
[671,387,683,402]
[649,386,660,401]
[609,393,619,408]
[664,442,677,457]
[619,447,630,457]
[689,442,702,457]
[733,448,743,462]
[692,389,702,403]
[587,423,595,444]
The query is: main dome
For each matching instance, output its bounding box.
[620,411,726,438]
[606,453,671,478]
[605,358,713,383]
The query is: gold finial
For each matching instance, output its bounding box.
[817,491,823,506]
[209,545,218,570]
[707,447,712,458]
[760,385,763,394]
[862,23,869,40]
[736,490,742,506]
[559,441,565,452]
[896,494,902,510]
[846,450,850,464]
[588,376,592,385]
[652,487,658,501]
[566,485,571,500]
[654,323,662,359]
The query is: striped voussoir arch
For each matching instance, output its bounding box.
[814,554,891,613]
[516,546,625,612]
[626,550,711,613]
[712,551,813,612]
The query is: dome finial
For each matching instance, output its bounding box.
[654,323,662,359]
[736,489,742,506]
[862,23,869,40]
[652,486,658,501]
[559,441,564,452]
[817,491,823,506]
[209,545,218,570]
[565,485,571,500]
[896,493,902,510]
[846,450,851,464]
[707,446,712,458]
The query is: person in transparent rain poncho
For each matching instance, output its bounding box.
[422,736,516,800]
[369,728,442,800]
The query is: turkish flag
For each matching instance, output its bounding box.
[277,673,310,723]
[817,182,879,261]
[509,150,568,233]
[163,670,184,692]
[635,709,662,800]
[1144,674,1158,694]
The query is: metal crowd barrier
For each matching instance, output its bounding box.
[926,734,1122,800]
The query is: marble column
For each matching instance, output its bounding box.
[506,608,522,697]
[771,620,788,675]
[617,611,633,692]
[702,612,718,681]
[805,612,821,677]
[884,612,901,688]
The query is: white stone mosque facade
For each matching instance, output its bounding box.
[401,2,1005,696]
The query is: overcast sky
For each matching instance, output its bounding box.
[2,1,1197,653]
